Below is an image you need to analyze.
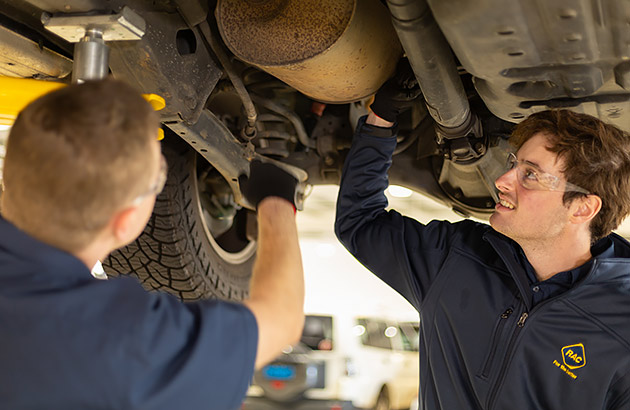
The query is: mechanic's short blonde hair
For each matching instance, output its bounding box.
[1,79,160,252]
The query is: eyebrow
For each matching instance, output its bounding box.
[520,158,542,170]
[516,155,552,175]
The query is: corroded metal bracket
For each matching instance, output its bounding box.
[165,110,309,211]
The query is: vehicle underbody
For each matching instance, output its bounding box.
[1,0,628,300]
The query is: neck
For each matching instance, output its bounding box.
[518,232,592,281]
[73,236,114,272]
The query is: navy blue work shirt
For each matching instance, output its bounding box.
[0,216,257,409]
[516,237,615,306]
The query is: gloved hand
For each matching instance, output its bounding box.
[370,58,422,123]
[239,160,298,210]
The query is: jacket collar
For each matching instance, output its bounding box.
[482,230,533,310]
[0,216,92,282]
[482,228,627,308]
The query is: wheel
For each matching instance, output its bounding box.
[374,387,391,410]
[103,136,257,301]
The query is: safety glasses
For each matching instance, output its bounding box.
[131,154,168,205]
[505,152,590,194]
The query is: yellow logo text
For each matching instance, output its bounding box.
[561,343,586,370]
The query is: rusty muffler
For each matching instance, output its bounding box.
[216,0,402,103]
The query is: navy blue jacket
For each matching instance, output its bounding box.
[0,217,257,409]
[335,117,630,409]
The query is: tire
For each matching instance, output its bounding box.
[374,387,391,410]
[103,136,257,301]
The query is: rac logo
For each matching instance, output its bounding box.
[562,344,586,370]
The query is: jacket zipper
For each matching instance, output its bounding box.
[479,307,513,379]
[484,260,599,410]
[486,282,583,410]
[486,307,529,409]
[480,244,600,409]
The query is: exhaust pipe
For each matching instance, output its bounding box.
[386,0,480,151]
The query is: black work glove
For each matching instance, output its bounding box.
[239,160,298,210]
[370,58,422,123]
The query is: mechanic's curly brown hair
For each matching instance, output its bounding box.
[510,109,630,242]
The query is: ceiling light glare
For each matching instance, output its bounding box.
[387,185,412,198]
[352,325,366,337]
[384,326,398,338]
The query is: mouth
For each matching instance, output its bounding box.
[498,198,515,210]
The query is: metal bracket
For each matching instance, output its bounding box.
[41,7,145,42]
[436,112,486,164]
[165,110,309,211]
[41,7,146,83]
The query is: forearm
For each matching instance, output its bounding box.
[334,115,397,253]
[244,197,304,368]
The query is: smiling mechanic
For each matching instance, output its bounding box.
[335,73,630,408]
[0,79,304,409]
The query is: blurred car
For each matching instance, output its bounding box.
[243,314,419,410]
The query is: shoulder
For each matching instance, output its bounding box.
[430,219,493,248]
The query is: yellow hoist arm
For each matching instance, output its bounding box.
[0,76,166,140]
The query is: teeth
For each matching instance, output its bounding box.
[500,199,515,209]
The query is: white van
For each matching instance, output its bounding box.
[243,313,419,410]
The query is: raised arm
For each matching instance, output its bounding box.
[335,62,458,309]
[239,162,305,369]
[243,197,304,368]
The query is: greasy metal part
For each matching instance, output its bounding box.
[216,0,402,103]
[386,0,470,129]
[71,28,108,82]
[312,112,350,177]
[0,24,72,78]
[108,10,221,124]
[173,0,208,27]
[199,21,257,138]
[437,137,512,211]
[165,110,308,211]
[435,111,486,163]
[253,131,291,158]
[250,95,316,149]
[251,112,294,158]
[41,6,145,42]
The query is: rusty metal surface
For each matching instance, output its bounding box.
[166,109,308,211]
[217,0,353,66]
[108,9,221,124]
[0,23,71,78]
[216,0,402,103]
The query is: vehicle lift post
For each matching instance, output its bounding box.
[41,7,146,83]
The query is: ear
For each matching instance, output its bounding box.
[570,195,602,225]
[110,205,140,243]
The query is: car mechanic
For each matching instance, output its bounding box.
[0,79,304,409]
[335,64,630,409]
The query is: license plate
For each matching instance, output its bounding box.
[262,364,296,381]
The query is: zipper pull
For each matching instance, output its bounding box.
[501,308,513,319]
[517,312,529,328]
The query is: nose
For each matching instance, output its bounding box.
[495,167,517,192]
